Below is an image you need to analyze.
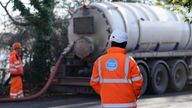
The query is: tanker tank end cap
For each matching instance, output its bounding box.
[110,29,128,43]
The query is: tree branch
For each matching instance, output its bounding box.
[30,0,43,13]
[42,0,55,16]
[61,0,81,16]
[5,0,11,7]
[43,0,55,7]
[74,0,82,6]
[13,0,37,24]
[0,0,30,26]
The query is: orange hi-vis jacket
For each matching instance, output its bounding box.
[9,50,24,99]
[9,50,23,75]
[90,47,143,108]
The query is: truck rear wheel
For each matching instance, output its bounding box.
[139,65,148,95]
[151,63,168,94]
[170,62,187,92]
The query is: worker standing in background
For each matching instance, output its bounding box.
[90,29,143,108]
[9,42,24,99]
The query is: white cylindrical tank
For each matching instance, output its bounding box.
[68,2,192,59]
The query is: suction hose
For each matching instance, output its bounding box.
[0,44,74,103]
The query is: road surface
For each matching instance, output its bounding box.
[1,90,192,108]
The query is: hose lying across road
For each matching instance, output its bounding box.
[0,44,74,103]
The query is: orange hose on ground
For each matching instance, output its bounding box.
[0,55,63,103]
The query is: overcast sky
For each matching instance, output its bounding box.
[0,0,30,32]
[1,0,190,33]
[0,0,66,33]
[0,0,153,33]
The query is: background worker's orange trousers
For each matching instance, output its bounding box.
[10,76,23,98]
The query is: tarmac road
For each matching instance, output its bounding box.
[1,90,192,108]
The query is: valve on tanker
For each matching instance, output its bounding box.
[74,37,94,59]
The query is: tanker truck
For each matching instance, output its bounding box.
[52,2,192,95]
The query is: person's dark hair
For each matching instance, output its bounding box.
[111,41,127,48]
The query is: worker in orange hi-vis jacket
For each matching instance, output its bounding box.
[90,29,143,108]
[9,42,24,99]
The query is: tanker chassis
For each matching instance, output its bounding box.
[52,2,192,95]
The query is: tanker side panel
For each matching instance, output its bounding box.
[139,21,188,51]
[68,2,191,60]
[58,2,192,94]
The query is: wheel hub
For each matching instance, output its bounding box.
[156,74,162,85]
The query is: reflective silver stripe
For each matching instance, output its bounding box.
[91,77,100,82]
[98,56,103,82]
[18,90,23,94]
[102,78,132,83]
[10,68,17,71]
[102,102,137,108]
[10,64,23,68]
[124,54,130,79]
[10,93,17,96]
[14,61,20,64]
[10,64,15,67]
[15,64,23,68]
[132,74,143,82]
[17,94,24,98]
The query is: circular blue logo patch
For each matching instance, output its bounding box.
[105,58,118,71]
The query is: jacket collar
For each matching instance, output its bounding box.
[107,47,126,54]
[11,50,17,54]
[10,50,19,56]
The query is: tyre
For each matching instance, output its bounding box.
[170,62,187,92]
[151,63,168,94]
[139,65,148,95]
